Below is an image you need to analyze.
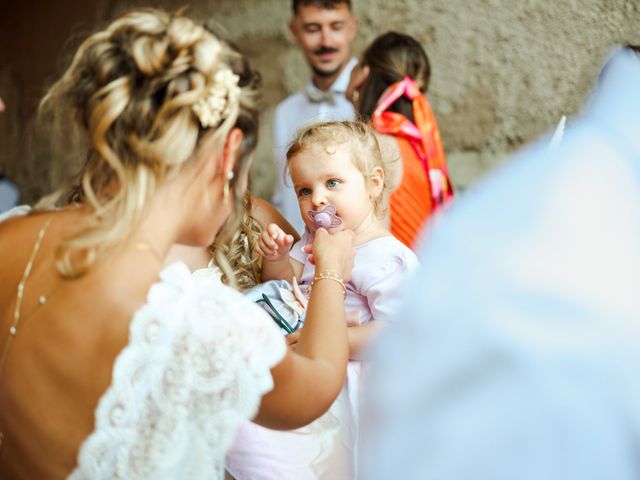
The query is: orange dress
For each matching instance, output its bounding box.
[388,136,434,248]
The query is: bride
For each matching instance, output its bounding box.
[0,9,355,479]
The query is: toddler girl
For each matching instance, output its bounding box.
[225,120,418,479]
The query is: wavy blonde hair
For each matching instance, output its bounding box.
[209,191,263,291]
[37,9,261,278]
[286,120,389,217]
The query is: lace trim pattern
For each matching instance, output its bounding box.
[69,263,285,479]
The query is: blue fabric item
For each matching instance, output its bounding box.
[363,48,640,480]
[244,280,305,335]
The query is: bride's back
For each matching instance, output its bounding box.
[0,209,157,478]
[0,8,265,477]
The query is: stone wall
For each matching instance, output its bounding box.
[1,0,638,202]
[0,0,110,201]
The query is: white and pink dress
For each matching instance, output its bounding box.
[226,230,419,479]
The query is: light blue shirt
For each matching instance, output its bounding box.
[0,176,19,213]
[363,48,640,480]
[271,58,357,234]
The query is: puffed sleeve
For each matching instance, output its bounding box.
[361,244,419,322]
[72,263,286,479]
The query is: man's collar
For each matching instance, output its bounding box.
[306,57,358,96]
[331,57,358,93]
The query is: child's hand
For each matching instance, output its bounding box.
[285,329,301,351]
[256,223,295,261]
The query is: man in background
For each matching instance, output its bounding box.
[271,0,358,233]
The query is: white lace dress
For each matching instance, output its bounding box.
[66,262,286,479]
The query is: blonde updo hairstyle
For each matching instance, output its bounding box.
[285,120,388,217]
[38,9,261,278]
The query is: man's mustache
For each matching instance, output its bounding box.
[313,47,339,56]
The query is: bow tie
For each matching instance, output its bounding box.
[306,87,338,105]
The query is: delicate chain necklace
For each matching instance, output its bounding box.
[133,242,165,264]
[0,218,54,452]
[0,229,165,452]
[0,219,53,375]
[0,236,164,375]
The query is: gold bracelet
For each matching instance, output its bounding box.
[309,271,346,298]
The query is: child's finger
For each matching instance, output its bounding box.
[261,231,278,250]
[284,234,294,247]
[254,243,267,257]
[345,310,360,326]
[256,235,270,253]
[255,241,276,258]
[274,229,287,246]
[285,330,300,345]
[285,330,301,350]
[267,223,283,240]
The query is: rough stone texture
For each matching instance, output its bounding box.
[156,0,640,196]
[0,67,21,180]
[0,0,110,202]
[1,0,638,202]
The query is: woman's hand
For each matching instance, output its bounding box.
[256,223,295,261]
[307,228,356,282]
[256,232,353,430]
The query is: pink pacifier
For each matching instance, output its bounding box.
[308,204,342,229]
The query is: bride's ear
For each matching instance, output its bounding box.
[218,127,244,180]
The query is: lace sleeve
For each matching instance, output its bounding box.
[70,263,286,479]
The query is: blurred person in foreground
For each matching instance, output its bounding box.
[362,45,640,480]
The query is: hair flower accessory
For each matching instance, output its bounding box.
[193,68,241,128]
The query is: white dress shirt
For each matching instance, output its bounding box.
[271,58,357,233]
[363,48,640,480]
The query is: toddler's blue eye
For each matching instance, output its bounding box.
[327,179,340,188]
[298,187,311,197]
